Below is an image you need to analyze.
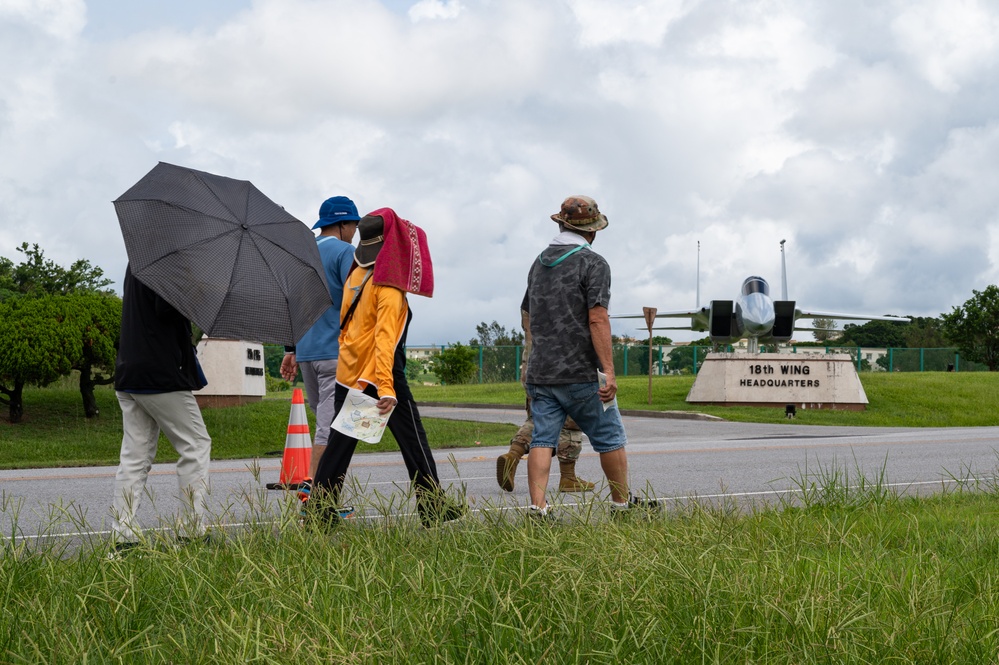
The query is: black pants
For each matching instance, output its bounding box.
[313,378,441,510]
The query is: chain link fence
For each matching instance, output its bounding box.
[420,345,989,383]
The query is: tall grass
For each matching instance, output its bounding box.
[4,465,999,663]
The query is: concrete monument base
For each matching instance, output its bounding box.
[194,338,266,409]
[686,352,868,411]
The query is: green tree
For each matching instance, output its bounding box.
[837,319,908,348]
[468,321,523,383]
[71,293,121,417]
[469,320,524,347]
[0,255,16,301]
[0,244,120,420]
[811,318,838,342]
[1,242,113,299]
[941,285,999,371]
[264,344,292,381]
[666,346,695,374]
[405,356,427,383]
[433,343,477,385]
[0,296,80,422]
[903,316,948,348]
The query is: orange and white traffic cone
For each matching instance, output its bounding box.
[278,388,312,490]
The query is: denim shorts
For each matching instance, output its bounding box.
[526,382,627,454]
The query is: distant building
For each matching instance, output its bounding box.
[406,345,442,362]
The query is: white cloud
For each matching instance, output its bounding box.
[568,0,693,47]
[892,0,999,93]
[408,0,463,22]
[0,0,86,39]
[3,0,999,344]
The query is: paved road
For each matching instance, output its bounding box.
[4,406,999,546]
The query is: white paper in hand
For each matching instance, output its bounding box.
[597,370,617,412]
[331,389,394,444]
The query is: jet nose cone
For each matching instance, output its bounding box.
[737,293,776,337]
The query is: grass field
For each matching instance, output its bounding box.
[412,371,999,427]
[5,376,999,661]
[4,476,999,662]
[3,372,999,470]
[0,386,517,470]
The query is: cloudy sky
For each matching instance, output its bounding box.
[2,0,998,345]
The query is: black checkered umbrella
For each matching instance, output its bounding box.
[114,162,332,346]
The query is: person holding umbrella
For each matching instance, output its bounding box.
[280,196,361,478]
[109,264,212,556]
[111,162,342,554]
[308,208,467,528]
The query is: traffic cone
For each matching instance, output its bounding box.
[278,388,312,489]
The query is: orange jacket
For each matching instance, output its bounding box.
[335,268,408,399]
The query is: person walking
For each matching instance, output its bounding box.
[496,302,593,493]
[523,195,659,519]
[280,196,360,478]
[109,264,212,555]
[309,209,466,528]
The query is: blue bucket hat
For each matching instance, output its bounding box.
[313,196,361,229]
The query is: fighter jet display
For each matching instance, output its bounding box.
[618,240,909,352]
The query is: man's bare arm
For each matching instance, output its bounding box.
[588,305,617,401]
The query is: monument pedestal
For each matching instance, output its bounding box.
[686,352,868,411]
[194,338,266,408]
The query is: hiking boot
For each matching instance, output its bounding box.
[496,452,521,492]
[558,476,595,493]
[557,459,593,493]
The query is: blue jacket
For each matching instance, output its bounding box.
[295,235,355,361]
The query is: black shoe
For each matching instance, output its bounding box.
[630,495,663,512]
[611,495,663,520]
[419,496,468,528]
[302,508,340,531]
[526,505,558,525]
[107,541,140,560]
[177,533,215,547]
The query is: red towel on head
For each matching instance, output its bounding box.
[368,207,434,298]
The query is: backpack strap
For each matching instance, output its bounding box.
[538,243,590,267]
[340,270,373,331]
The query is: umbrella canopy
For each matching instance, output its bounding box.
[114,162,332,346]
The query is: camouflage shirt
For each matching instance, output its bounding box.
[524,243,611,384]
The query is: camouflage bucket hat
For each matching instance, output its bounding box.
[550,195,609,232]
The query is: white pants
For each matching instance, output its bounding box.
[300,358,339,448]
[111,390,212,541]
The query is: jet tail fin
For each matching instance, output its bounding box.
[780,239,788,301]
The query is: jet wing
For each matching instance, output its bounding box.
[615,308,711,333]
[795,309,909,323]
[649,325,701,331]
[615,309,706,319]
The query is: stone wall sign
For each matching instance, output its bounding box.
[194,338,266,408]
[686,352,868,410]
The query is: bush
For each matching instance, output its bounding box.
[265,375,290,393]
[433,343,477,385]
